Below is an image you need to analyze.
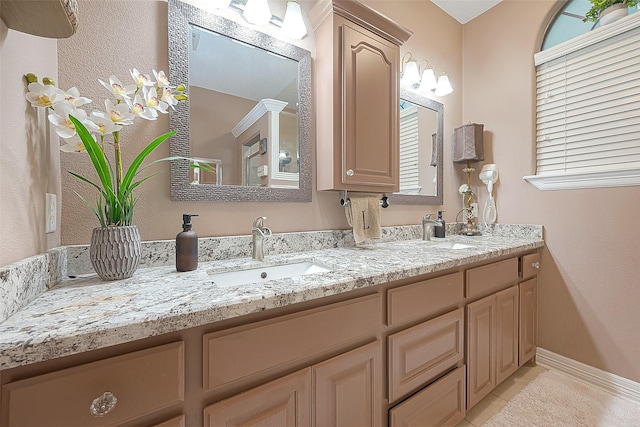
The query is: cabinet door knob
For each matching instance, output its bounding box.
[532,262,540,269]
[346,169,354,177]
[90,391,117,417]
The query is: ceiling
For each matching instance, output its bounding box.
[431,0,503,24]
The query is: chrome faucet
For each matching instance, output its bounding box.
[422,214,438,241]
[252,216,272,261]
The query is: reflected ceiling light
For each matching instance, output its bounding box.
[243,0,272,26]
[434,73,453,97]
[400,53,420,87]
[281,0,307,39]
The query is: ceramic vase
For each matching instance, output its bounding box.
[599,3,628,26]
[90,225,142,281]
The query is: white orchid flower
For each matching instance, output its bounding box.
[153,70,170,88]
[25,82,64,108]
[458,184,471,195]
[48,103,97,139]
[126,94,157,120]
[99,76,136,100]
[61,87,92,107]
[94,99,135,126]
[89,112,123,136]
[130,68,155,88]
[59,134,88,153]
[142,86,169,115]
[159,87,179,110]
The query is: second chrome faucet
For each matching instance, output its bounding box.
[252,216,272,261]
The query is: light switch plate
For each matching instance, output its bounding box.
[46,193,56,233]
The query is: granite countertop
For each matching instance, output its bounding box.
[0,232,543,370]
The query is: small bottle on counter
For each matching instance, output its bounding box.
[176,214,199,272]
[434,210,446,238]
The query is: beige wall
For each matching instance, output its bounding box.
[57,0,461,245]
[463,1,640,382]
[0,19,61,266]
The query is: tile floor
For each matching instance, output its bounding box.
[457,364,548,427]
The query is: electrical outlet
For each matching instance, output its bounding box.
[46,193,56,234]
[471,202,478,218]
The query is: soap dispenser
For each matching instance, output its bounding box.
[434,210,446,238]
[176,214,199,272]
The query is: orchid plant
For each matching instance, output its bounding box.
[25,68,188,228]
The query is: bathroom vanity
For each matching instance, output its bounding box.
[0,227,542,426]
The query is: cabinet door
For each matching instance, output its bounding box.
[313,341,382,427]
[495,286,519,385]
[341,20,399,192]
[203,369,311,427]
[466,294,495,409]
[519,278,538,365]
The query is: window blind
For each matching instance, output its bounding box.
[399,106,421,193]
[535,21,640,177]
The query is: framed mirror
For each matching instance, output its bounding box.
[168,0,312,202]
[389,88,444,205]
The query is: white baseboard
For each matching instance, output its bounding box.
[536,348,640,405]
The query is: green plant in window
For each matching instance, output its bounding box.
[583,0,637,22]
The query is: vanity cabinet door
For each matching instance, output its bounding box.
[495,286,519,385]
[203,369,311,427]
[519,278,538,365]
[340,19,399,192]
[313,341,382,427]
[466,293,496,409]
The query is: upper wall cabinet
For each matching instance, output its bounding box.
[310,0,412,193]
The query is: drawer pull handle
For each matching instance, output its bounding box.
[346,169,354,177]
[90,391,117,417]
[532,262,540,269]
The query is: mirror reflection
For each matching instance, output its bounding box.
[391,88,444,205]
[189,25,300,188]
[168,0,312,202]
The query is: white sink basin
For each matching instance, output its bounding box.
[208,261,332,287]
[424,241,475,250]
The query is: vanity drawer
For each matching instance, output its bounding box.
[387,272,463,327]
[388,308,464,403]
[520,252,541,280]
[203,294,381,392]
[389,365,466,427]
[466,257,519,299]
[3,342,184,427]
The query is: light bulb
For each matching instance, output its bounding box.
[243,0,272,26]
[435,75,453,96]
[282,1,307,39]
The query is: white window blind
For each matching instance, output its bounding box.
[399,105,421,193]
[527,14,640,190]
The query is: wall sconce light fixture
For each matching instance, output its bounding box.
[401,52,453,97]
[243,0,272,25]
[281,1,307,39]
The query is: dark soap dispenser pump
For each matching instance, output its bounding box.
[176,214,199,272]
[435,210,446,238]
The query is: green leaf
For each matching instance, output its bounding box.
[119,130,176,198]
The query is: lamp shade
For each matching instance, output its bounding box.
[434,75,453,97]
[401,60,420,86]
[281,1,307,39]
[453,123,485,163]
[419,67,437,91]
[243,0,272,25]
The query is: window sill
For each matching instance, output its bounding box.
[523,169,640,190]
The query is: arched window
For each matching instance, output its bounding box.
[542,0,638,49]
[526,5,640,190]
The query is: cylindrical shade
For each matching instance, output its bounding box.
[453,123,485,163]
